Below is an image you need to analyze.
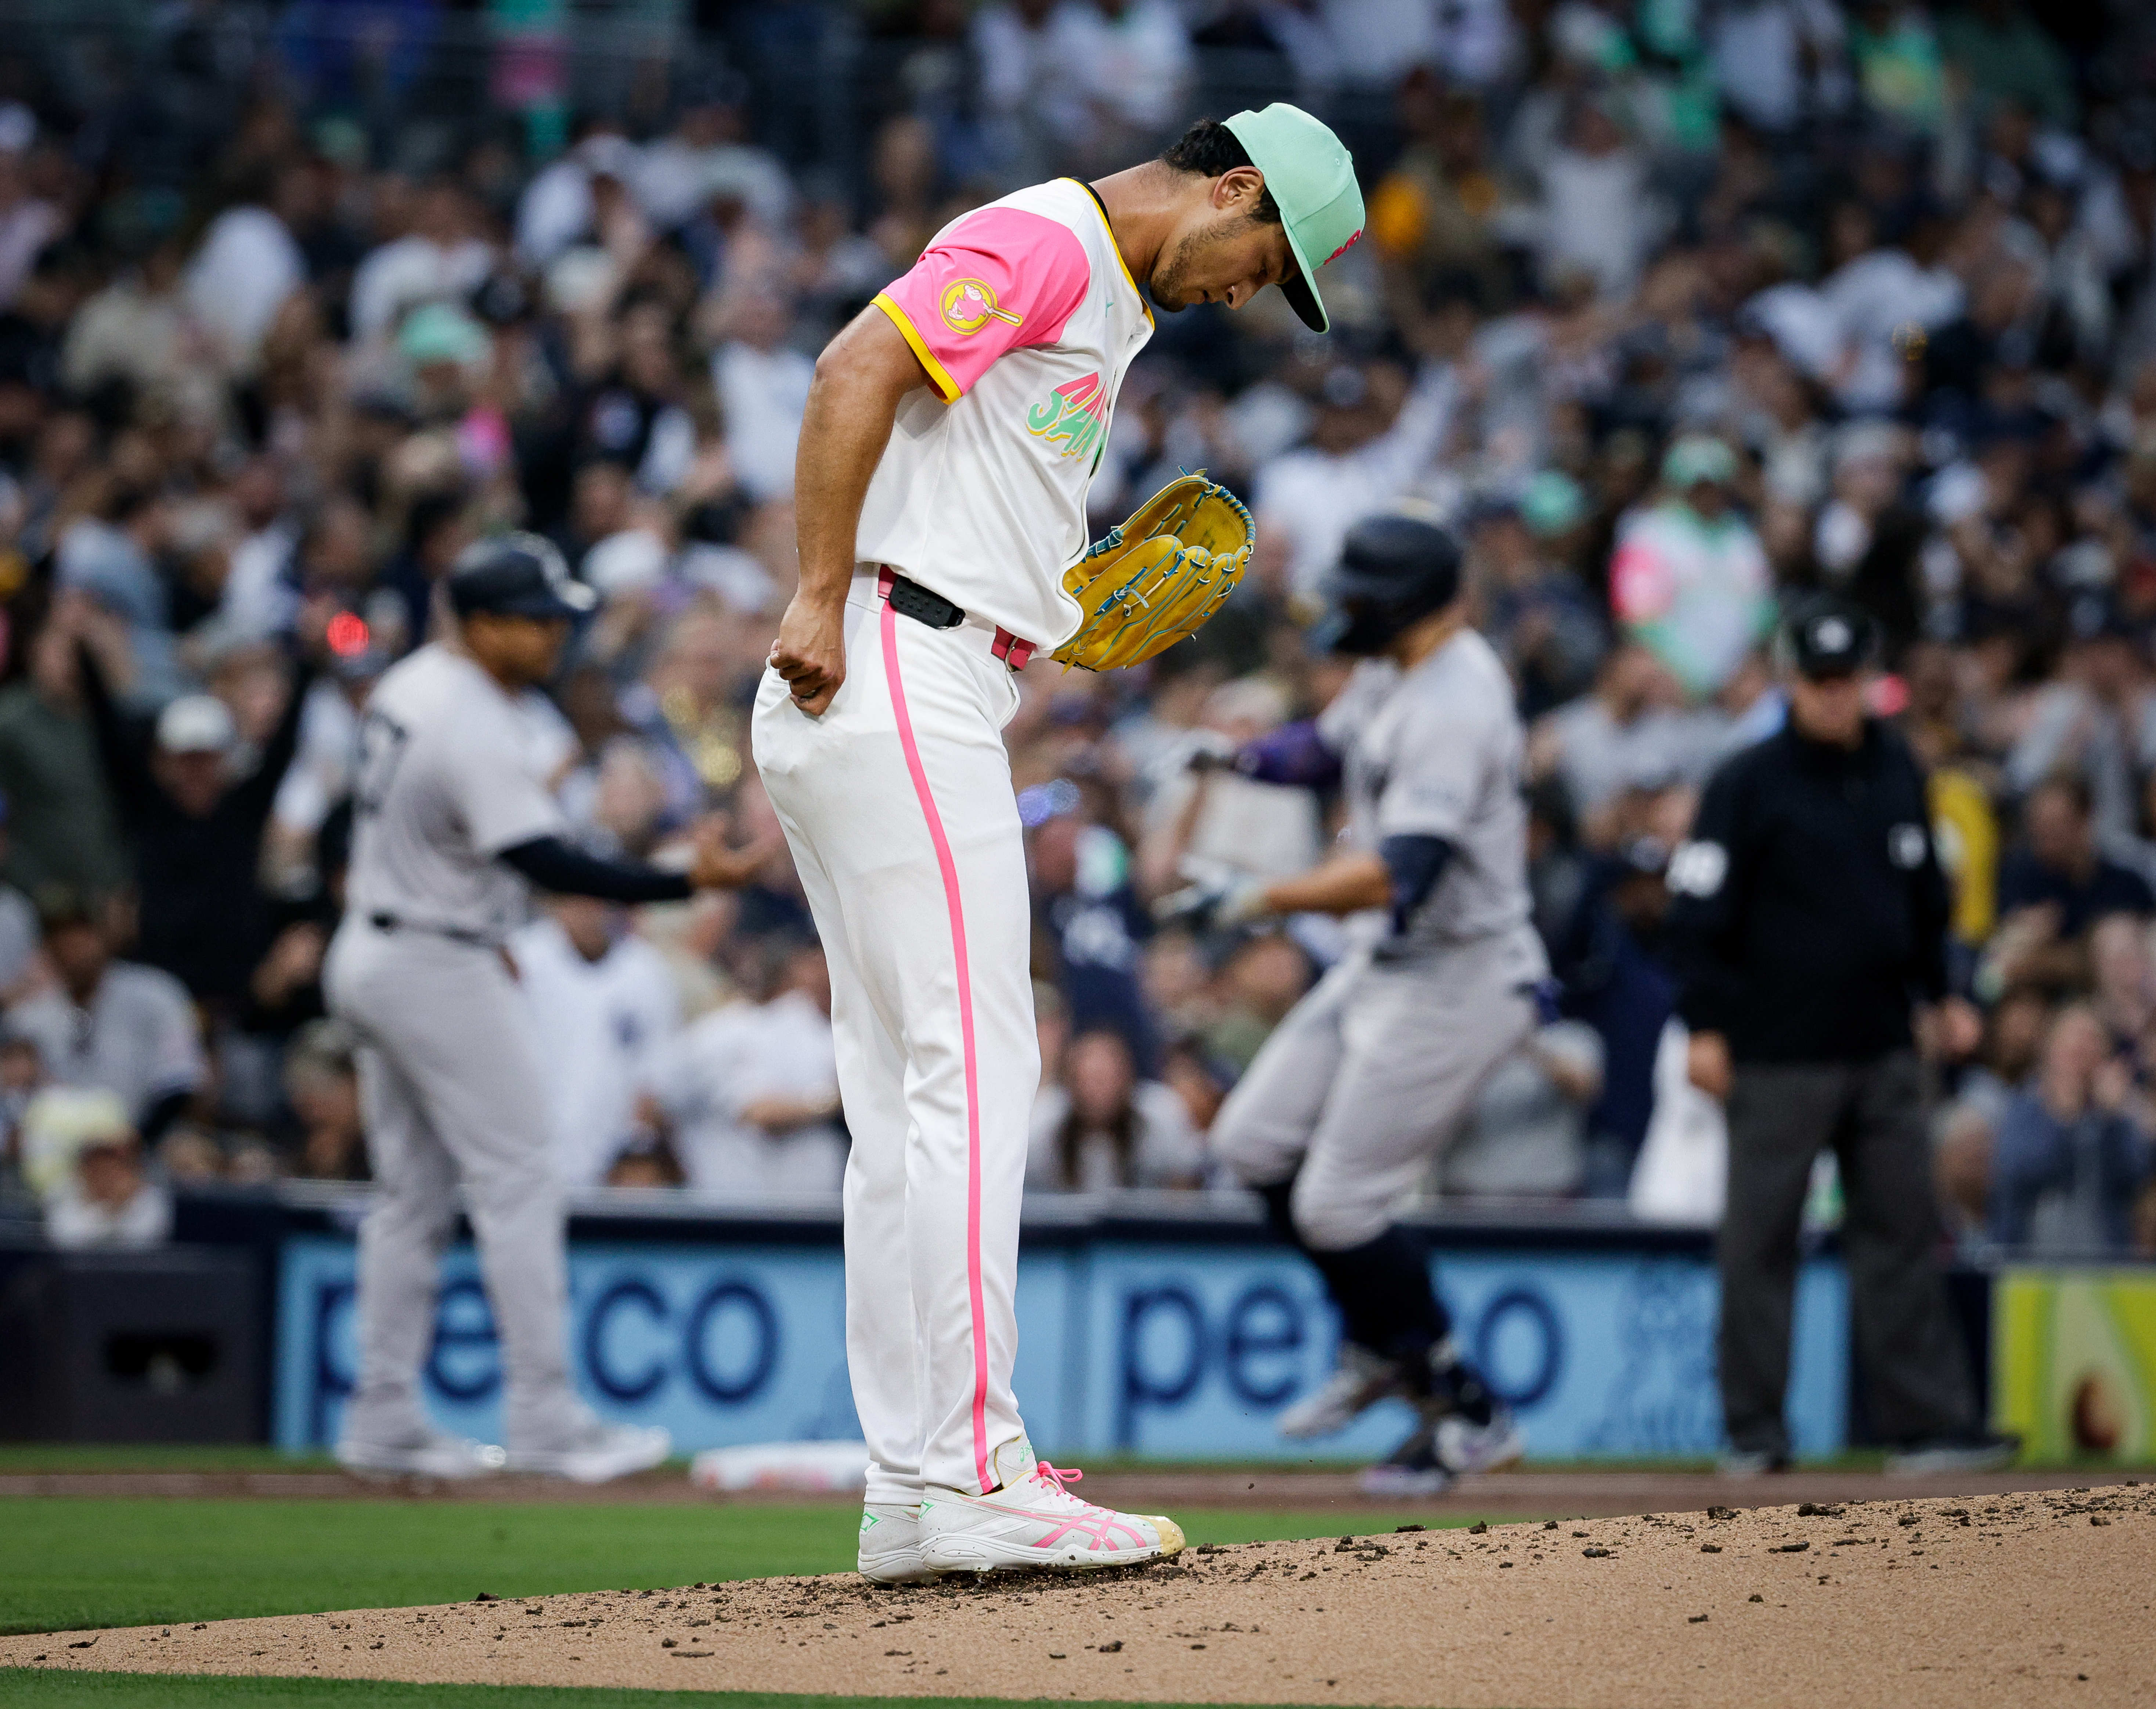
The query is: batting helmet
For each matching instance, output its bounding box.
[1312,511,1463,656]
[447,532,596,622]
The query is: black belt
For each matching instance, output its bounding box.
[368,911,499,950]
[876,567,1036,668]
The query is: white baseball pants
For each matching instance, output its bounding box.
[1212,938,1536,1250]
[751,570,1038,1503]
[324,919,576,1446]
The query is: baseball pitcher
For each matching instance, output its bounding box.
[753,107,1363,1579]
[1192,512,1545,1495]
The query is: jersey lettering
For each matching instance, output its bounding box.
[353,710,411,818]
[1027,371,1109,461]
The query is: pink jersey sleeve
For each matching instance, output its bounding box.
[873,208,1093,403]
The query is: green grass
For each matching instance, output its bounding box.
[0,1678,1345,1709]
[0,1444,1770,1476]
[0,1499,1470,1637]
[0,1445,340,1473]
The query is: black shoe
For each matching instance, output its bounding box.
[1418,1338,1495,1429]
[1883,1429,2020,1475]
[1716,1447,1792,1477]
[1356,1418,1454,1497]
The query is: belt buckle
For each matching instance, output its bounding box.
[992,629,1035,670]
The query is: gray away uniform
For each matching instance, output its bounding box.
[1214,627,1546,1251]
[324,644,572,1447]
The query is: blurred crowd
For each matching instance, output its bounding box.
[0,0,2154,1260]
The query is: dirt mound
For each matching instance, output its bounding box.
[7,1484,2152,1706]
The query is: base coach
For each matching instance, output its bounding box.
[1666,594,2015,1474]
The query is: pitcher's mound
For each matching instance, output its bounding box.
[6,1485,2151,1706]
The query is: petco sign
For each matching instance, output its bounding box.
[273,1234,1848,1461]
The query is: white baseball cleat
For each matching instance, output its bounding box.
[919,1439,1185,1575]
[1436,1406,1525,1477]
[858,1502,937,1584]
[506,1418,673,1483]
[1275,1343,1405,1440]
[336,1430,507,1480]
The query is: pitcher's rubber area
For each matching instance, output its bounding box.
[5,1485,2149,1707]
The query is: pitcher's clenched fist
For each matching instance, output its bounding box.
[769,596,847,715]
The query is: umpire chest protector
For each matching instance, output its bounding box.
[1667,718,1947,1062]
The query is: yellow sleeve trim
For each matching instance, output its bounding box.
[873,292,963,404]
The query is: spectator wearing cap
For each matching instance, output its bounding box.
[4,891,204,1145]
[22,1086,170,1249]
[1609,435,1774,704]
[78,631,314,1015]
[1666,595,2010,1474]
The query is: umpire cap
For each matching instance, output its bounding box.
[1779,592,1875,680]
[1313,509,1463,656]
[448,533,597,622]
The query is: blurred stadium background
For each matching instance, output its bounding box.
[0,0,2152,1473]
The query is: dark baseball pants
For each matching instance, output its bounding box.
[1719,1050,1975,1458]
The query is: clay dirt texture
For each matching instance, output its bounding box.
[6,1482,2151,1707]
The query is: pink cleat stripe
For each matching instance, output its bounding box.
[880,591,992,1496]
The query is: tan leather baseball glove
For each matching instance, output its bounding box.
[1051,474,1253,671]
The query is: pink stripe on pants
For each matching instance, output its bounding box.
[878,591,993,1496]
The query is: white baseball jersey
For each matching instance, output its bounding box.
[347,644,566,940]
[511,915,682,1190]
[1319,627,1546,979]
[643,991,846,1195]
[862,177,1156,648]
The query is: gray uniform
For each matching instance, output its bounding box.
[1213,628,1545,1249]
[324,644,573,1446]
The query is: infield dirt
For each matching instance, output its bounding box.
[6,1483,2150,1707]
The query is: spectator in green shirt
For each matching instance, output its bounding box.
[1848,1,1949,135]
[1938,0,2076,129]
[0,597,128,902]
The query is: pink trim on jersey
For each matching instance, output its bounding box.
[878,589,992,1495]
[879,207,1092,399]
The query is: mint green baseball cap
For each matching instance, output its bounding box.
[1221,104,1363,334]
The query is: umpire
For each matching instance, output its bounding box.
[1666,594,2013,1474]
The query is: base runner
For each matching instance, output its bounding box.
[1190,512,1543,1496]
[753,107,1364,1579]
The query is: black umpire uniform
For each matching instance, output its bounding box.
[1666,598,2004,1471]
